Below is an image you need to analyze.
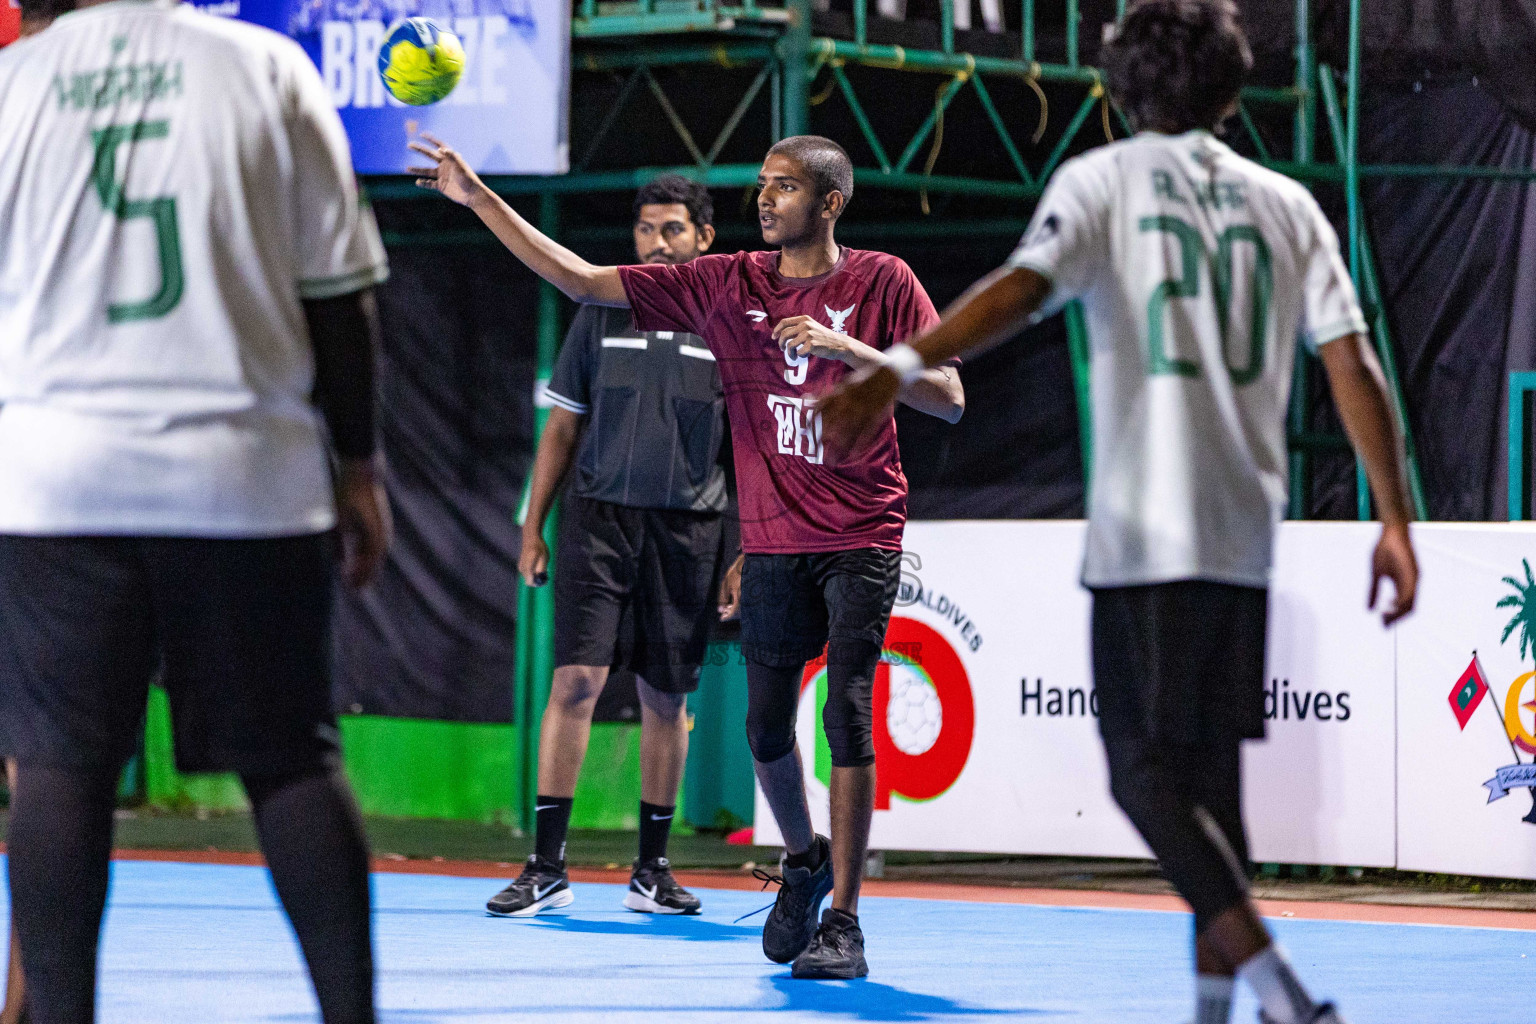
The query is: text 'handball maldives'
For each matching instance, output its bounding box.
[377,18,466,105]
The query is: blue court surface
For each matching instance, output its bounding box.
[1,858,1527,1023]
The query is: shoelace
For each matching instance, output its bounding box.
[733,867,785,923]
[641,868,682,896]
[512,860,559,893]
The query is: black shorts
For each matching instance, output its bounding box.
[553,495,725,694]
[0,534,341,775]
[739,548,902,668]
[1090,580,1268,746]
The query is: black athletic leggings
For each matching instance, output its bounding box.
[745,636,882,768]
[1091,584,1263,933]
[1101,730,1249,932]
[7,762,375,1024]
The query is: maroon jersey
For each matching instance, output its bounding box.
[619,248,940,554]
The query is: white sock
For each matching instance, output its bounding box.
[1196,974,1234,1024]
[1185,976,1234,1024]
[1238,945,1317,1024]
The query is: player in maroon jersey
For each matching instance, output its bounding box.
[412,133,963,979]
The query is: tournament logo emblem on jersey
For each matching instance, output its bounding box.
[824,304,856,334]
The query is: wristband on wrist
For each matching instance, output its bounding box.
[883,343,926,386]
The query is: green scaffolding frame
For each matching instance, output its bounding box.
[369,0,1531,831]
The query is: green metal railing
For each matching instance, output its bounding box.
[1511,372,1536,522]
[382,0,1520,824]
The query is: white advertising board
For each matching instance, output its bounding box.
[752,520,1403,871]
[1395,523,1536,879]
[752,521,1148,857]
[1247,523,1397,867]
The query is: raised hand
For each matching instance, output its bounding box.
[407,132,486,208]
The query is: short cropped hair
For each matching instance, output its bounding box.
[633,174,714,229]
[1103,0,1253,135]
[766,135,854,209]
[19,0,74,20]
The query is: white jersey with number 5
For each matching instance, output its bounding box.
[0,0,387,536]
[1008,130,1366,588]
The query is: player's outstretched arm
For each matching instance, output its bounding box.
[1318,333,1419,625]
[817,266,1050,456]
[409,134,628,307]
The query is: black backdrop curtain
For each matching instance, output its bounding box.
[333,244,539,723]
[1305,80,1536,520]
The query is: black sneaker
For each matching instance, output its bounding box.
[485,855,573,917]
[759,835,834,964]
[791,907,868,979]
[623,856,702,915]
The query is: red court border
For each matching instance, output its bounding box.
[85,848,1536,933]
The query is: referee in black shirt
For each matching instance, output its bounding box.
[487,176,735,917]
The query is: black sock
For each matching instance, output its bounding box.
[784,835,824,872]
[244,769,375,1024]
[638,801,675,863]
[534,795,574,865]
[7,762,118,1024]
[825,907,858,926]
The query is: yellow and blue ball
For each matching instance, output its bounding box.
[378,18,466,106]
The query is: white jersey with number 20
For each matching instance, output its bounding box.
[1009,130,1366,588]
[0,0,387,536]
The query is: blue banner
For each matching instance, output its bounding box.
[194,0,569,174]
[1483,762,1536,802]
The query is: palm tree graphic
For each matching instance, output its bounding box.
[1499,559,1536,659]
[1497,559,1536,822]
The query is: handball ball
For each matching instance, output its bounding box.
[378,18,466,106]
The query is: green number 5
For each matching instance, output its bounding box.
[91,121,183,323]
[1139,215,1273,385]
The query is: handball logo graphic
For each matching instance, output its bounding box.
[799,616,975,810]
[887,668,943,756]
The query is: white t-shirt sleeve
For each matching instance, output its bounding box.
[1297,195,1366,353]
[284,44,389,299]
[1006,158,1109,318]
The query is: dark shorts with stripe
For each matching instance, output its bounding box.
[553,495,726,694]
[0,533,340,775]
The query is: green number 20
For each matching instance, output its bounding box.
[91,121,183,323]
[1139,215,1272,386]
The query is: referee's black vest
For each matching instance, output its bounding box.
[552,305,727,514]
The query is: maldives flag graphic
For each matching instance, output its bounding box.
[1449,655,1490,730]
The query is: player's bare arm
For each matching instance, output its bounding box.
[818,266,1050,456]
[518,406,584,588]
[410,134,628,307]
[774,316,963,423]
[1317,333,1419,625]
